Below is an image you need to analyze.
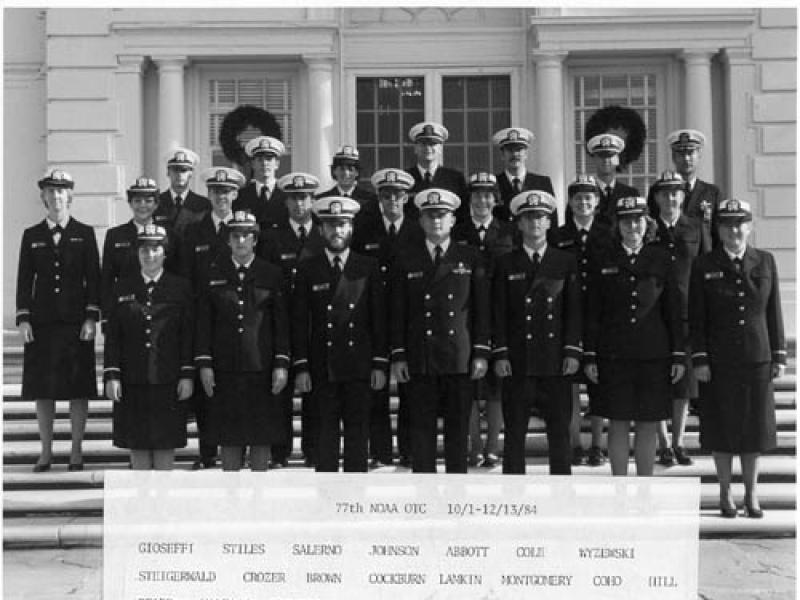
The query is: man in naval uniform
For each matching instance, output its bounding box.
[291,196,388,472]
[316,145,377,216]
[493,127,554,223]
[233,136,288,230]
[390,188,491,474]
[155,147,210,239]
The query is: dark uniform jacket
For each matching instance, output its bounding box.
[317,183,378,213]
[594,180,640,225]
[233,181,289,229]
[103,272,194,385]
[154,190,211,238]
[177,214,232,288]
[16,218,101,326]
[292,251,388,383]
[391,240,491,375]
[406,165,468,220]
[100,221,178,320]
[549,218,615,294]
[194,257,290,375]
[584,243,684,364]
[492,246,583,377]
[651,215,711,321]
[689,246,786,367]
[647,178,722,247]
[258,221,325,295]
[452,217,515,276]
[496,171,555,223]
[351,214,425,291]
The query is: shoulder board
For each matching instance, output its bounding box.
[704,271,724,280]
[601,267,619,275]
[312,282,330,292]
[114,241,131,248]
[365,243,380,251]
[117,294,136,303]
[195,244,210,252]
[209,279,228,286]
[30,241,47,249]
[407,271,424,279]
[508,273,526,281]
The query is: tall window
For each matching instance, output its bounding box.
[442,75,511,176]
[573,73,660,193]
[207,78,294,173]
[356,77,425,180]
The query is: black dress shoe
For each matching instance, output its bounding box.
[398,455,412,468]
[743,503,764,519]
[192,458,217,470]
[480,453,499,468]
[303,457,316,468]
[68,462,84,472]
[586,446,606,467]
[32,461,51,473]
[720,506,738,519]
[657,447,676,467]
[269,459,287,469]
[673,446,693,466]
[571,446,586,466]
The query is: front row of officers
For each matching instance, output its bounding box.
[19,161,786,511]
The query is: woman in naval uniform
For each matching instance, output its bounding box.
[104,225,195,470]
[16,169,101,472]
[195,210,290,471]
[689,199,786,518]
[583,196,686,476]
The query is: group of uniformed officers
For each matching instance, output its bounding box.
[18,119,786,518]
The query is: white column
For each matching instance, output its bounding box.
[305,55,335,187]
[532,50,568,222]
[115,55,144,189]
[153,56,187,174]
[720,47,755,201]
[681,49,716,183]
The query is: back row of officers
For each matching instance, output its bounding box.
[18,122,785,515]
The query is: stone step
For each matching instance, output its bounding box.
[2,389,796,421]
[4,479,796,516]
[4,429,797,468]
[5,408,797,441]
[4,455,796,491]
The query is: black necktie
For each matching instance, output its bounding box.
[217,221,228,241]
[605,185,613,201]
[298,225,307,244]
[512,177,522,194]
[531,252,540,267]
[174,194,182,208]
[434,245,443,266]
[146,280,156,295]
[424,171,432,186]
[52,224,64,245]
[388,222,397,238]
[331,255,343,285]
[260,185,269,202]
[733,257,743,272]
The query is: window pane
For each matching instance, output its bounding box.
[357,79,374,109]
[377,113,400,144]
[467,111,490,142]
[357,113,375,145]
[444,111,465,143]
[467,77,489,108]
[467,146,489,175]
[493,77,510,107]
[378,147,401,169]
[443,78,464,109]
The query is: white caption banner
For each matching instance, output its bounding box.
[104,471,699,600]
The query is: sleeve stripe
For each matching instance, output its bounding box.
[15,310,30,316]
[373,357,389,363]
[103,367,120,373]
[275,354,290,361]
[492,346,508,354]
[194,355,212,361]
[691,352,708,359]
[563,345,582,352]
[473,344,491,351]
[391,348,405,356]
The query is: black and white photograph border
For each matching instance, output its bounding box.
[2,2,796,599]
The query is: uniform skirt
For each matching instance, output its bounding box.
[209,372,286,446]
[112,383,188,450]
[699,362,776,453]
[671,353,698,400]
[593,358,671,421]
[22,323,97,400]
